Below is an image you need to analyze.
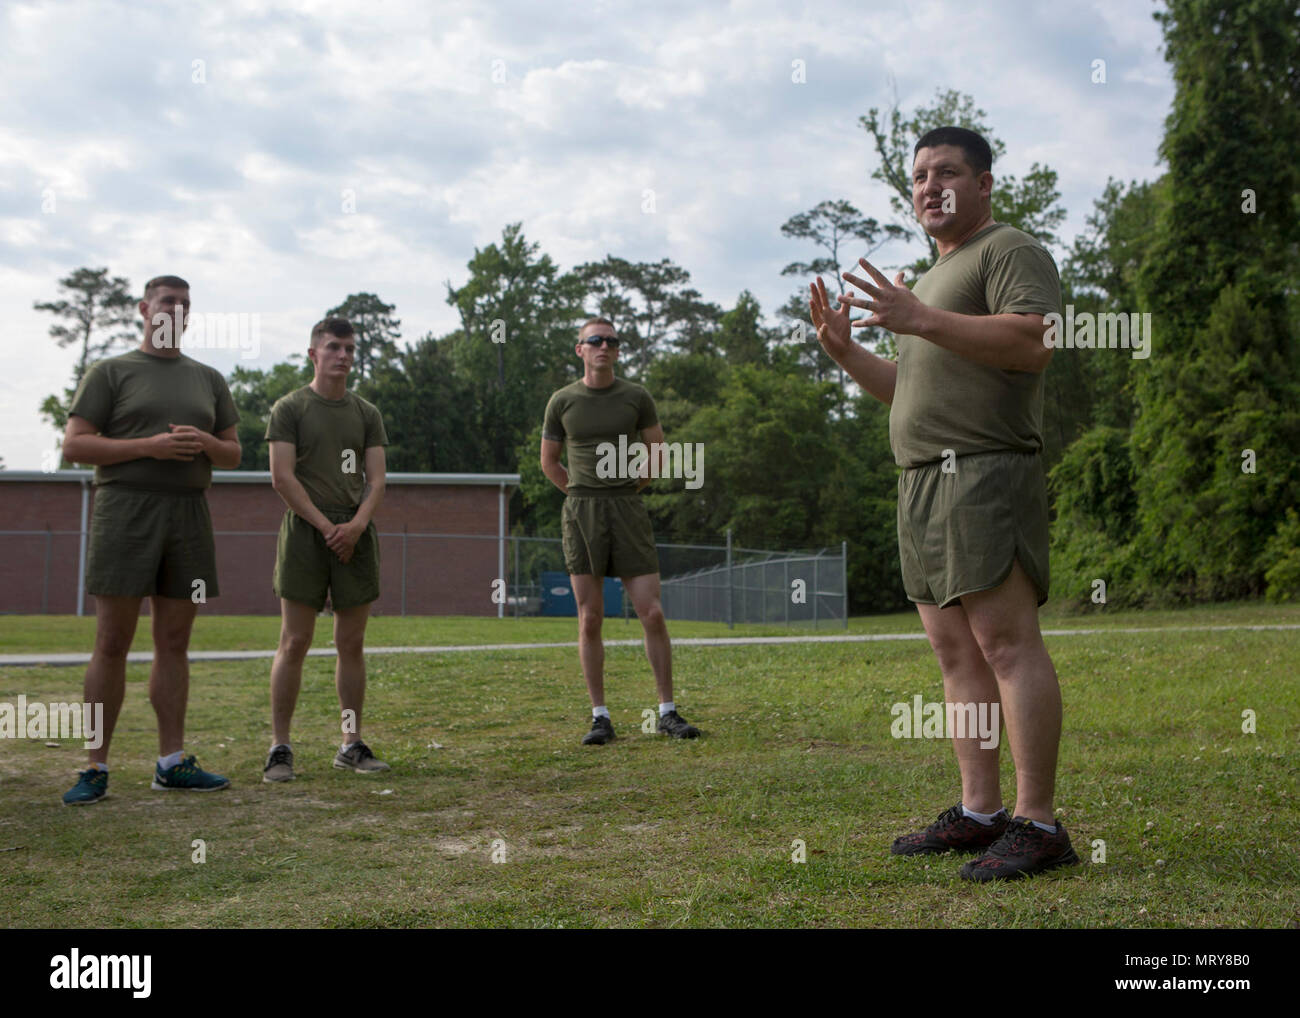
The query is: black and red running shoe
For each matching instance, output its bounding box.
[890,803,1009,856]
[959,816,1081,881]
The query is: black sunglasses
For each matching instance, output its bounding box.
[582,336,620,348]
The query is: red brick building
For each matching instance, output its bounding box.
[0,471,518,616]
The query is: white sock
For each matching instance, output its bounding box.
[88,762,108,773]
[158,751,184,770]
[592,706,610,719]
[961,804,1006,826]
[659,701,675,717]
[1030,819,1058,833]
[341,740,359,751]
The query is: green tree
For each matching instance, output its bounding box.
[446,223,586,474]
[36,267,138,434]
[780,199,906,288]
[369,333,489,473]
[1127,0,1300,602]
[576,256,721,371]
[226,358,313,469]
[325,292,401,385]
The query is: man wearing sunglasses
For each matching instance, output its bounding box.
[540,318,701,745]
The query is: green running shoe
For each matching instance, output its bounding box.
[62,767,109,806]
[151,755,231,792]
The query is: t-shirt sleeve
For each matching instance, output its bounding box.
[541,393,565,442]
[67,361,114,431]
[636,388,659,431]
[985,243,1062,317]
[364,403,388,448]
[212,371,240,433]
[265,396,297,445]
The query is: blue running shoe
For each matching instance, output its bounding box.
[151,755,230,792]
[63,767,109,806]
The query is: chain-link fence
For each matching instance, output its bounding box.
[658,541,848,628]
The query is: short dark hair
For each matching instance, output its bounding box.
[579,316,615,336]
[913,127,993,176]
[143,275,189,299]
[310,317,355,346]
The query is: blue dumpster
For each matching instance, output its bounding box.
[540,572,624,616]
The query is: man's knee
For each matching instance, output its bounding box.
[927,627,983,677]
[94,626,135,660]
[636,600,665,630]
[578,607,604,636]
[970,623,1036,676]
[278,629,313,661]
[334,630,365,659]
[152,624,193,658]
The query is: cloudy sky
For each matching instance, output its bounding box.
[0,0,1172,469]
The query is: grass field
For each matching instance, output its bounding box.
[1,603,1298,928]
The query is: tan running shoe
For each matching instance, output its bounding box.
[263,745,294,783]
[333,740,390,773]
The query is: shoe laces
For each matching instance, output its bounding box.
[932,804,966,830]
[992,819,1042,855]
[267,746,291,767]
[350,742,374,760]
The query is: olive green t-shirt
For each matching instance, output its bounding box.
[68,349,240,492]
[265,386,387,510]
[889,222,1062,468]
[542,377,658,496]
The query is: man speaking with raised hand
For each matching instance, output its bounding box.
[810,127,1079,881]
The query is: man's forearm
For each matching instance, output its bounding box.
[915,307,1050,373]
[63,434,152,467]
[201,434,241,469]
[352,480,385,529]
[272,474,334,532]
[542,461,569,495]
[836,343,898,405]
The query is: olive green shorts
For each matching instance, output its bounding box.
[897,451,1050,609]
[562,494,660,578]
[86,485,218,600]
[273,507,380,611]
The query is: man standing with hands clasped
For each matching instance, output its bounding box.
[262,317,390,781]
[809,127,1079,880]
[60,274,240,805]
[540,318,701,746]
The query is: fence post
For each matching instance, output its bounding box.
[812,553,819,630]
[726,529,734,630]
[841,540,848,629]
[43,527,52,615]
[783,557,789,625]
[400,525,408,617]
[513,535,520,619]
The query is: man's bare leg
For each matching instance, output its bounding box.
[571,574,606,707]
[333,603,370,745]
[270,599,318,746]
[960,559,1062,825]
[83,596,142,766]
[148,596,199,756]
[916,600,1003,815]
[621,572,672,704]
